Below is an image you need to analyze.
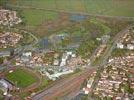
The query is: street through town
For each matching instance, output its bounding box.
[32,25,134,100]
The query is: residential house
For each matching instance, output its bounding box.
[127,44,134,50]
[0,51,10,57]
[117,43,124,49]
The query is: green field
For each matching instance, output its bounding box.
[3,0,133,38]
[21,9,58,26]
[90,18,111,34]
[6,69,37,88]
[7,0,134,17]
[4,0,133,29]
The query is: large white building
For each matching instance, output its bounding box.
[0,51,10,57]
[0,79,14,95]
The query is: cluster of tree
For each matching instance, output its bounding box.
[78,36,99,58]
[0,0,8,7]
[0,58,4,64]
[112,48,128,57]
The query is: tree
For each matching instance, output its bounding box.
[0,58,4,64]
[0,0,8,7]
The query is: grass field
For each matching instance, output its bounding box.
[5,0,133,30]
[21,9,58,26]
[8,0,134,17]
[90,18,111,34]
[6,69,37,88]
[3,0,133,39]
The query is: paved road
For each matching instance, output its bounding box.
[32,25,134,100]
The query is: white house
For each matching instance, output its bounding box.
[22,52,32,57]
[116,43,124,49]
[72,53,76,58]
[66,51,72,55]
[53,59,59,66]
[0,51,11,57]
[127,44,134,50]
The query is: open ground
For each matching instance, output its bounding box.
[5,0,134,35]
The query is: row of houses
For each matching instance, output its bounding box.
[0,31,23,48]
[93,54,134,99]
[16,51,44,68]
[82,71,96,94]
[117,28,134,50]
[117,43,134,50]
[0,51,11,58]
[0,9,22,26]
